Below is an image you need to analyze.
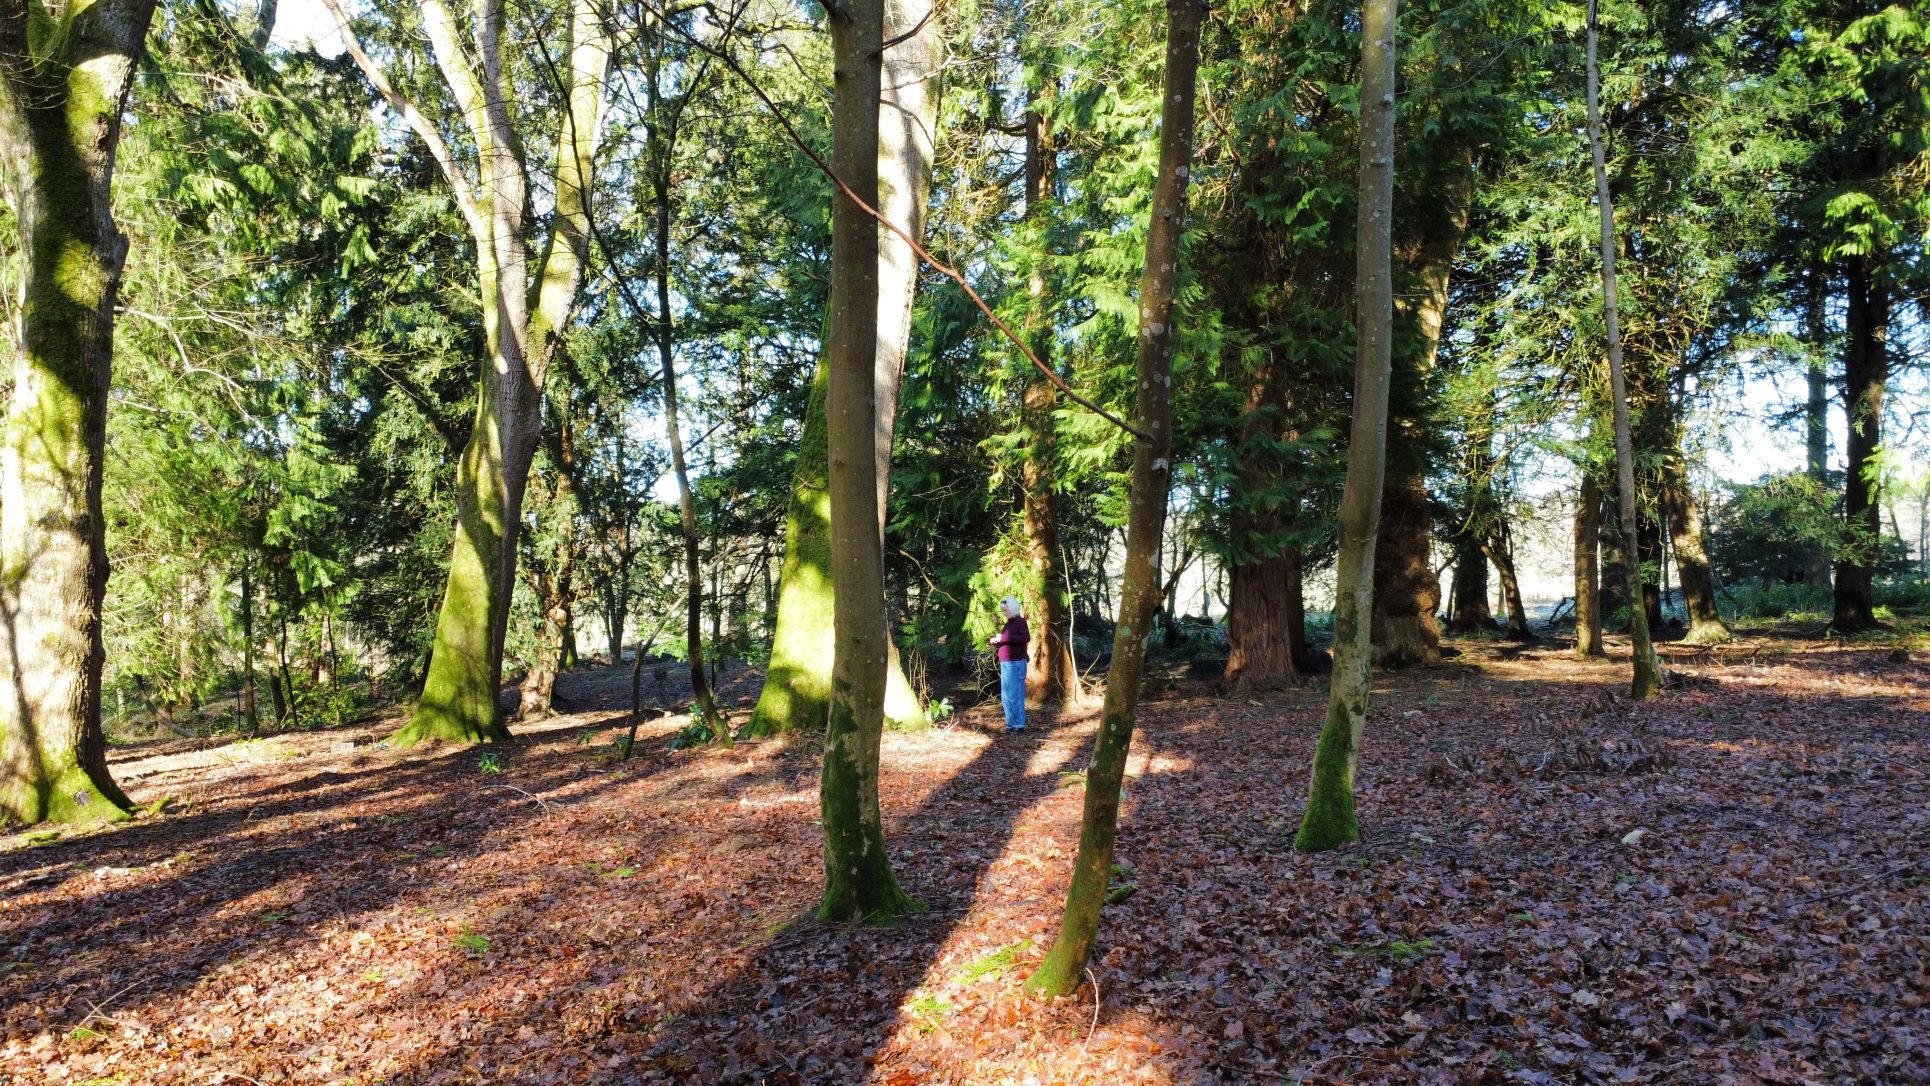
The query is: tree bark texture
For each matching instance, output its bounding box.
[750,0,937,737]
[1295,0,1397,854]
[0,0,158,824]
[1574,471,1605,656]
[348,0,607,745]
[1586,0,1659,699]
[1028,0,1201,996]
[818,0,915,924]
[1832,253,1887,631]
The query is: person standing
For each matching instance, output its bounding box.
[990,596,1030,733]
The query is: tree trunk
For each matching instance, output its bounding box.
[1017,47,1083,706]
[748,365,925,737]
[518,422,578,720]
[818,0,914,923]
[1294,0,1398,854]
[249,0,279,50]
[1027,0,1200,995]
[240,565,262,733]
[1482,529,1531,640]
[1659,445,1730,643]
[1574,470,1605,657]
[380,0,606,745]
[1586,0,1659,698]
[1371,153,1469,670]
[1639,512,1664,632]
[0,0,157,823]
[1445,536,1493,634]
[749,0,936,738]
[1225,543,1316,690]
[1370,471,1441,666]
[1832,252,1887,630]
[1804,260,1833,590]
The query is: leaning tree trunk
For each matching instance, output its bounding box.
[1832,252,1887,631]
[517,453,578,720]
[0,0,158,824]
[1586,0,1659,699]
[1574,470,1605,657]
[1658,437,1730,644]
[1027,0,1200,995]
[748,0,937,738]
[1295,0,1398,855]
[818,0,915,924]
[1482,529,1531,640]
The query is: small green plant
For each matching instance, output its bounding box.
[614,866,638,879]
[1511,911,1536,923]
[1615,872,1638,885]
[79,1075,128,1086]
[667,717,714,750]
[927,697,955,723]
[259,910,289,924]
[68,1026,104,1042]
[1337,937,1437,962]
[453,927,490,957]
[363,968,385,984]
[905,992,955,1033]
[477,751,503,775]
[954,939,1032,984]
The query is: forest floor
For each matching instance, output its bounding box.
[3,635,1928,1085]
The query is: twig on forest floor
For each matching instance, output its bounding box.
[488,786,555,815]
[1790,856,1926,908]
[1082,967,1101,1054]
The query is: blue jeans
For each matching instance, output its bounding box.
[999,659,1027,731]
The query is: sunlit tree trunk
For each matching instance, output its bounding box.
[0,0,158,824]
[1586,0,1659,698]
[1028,0,1200,993]
[818,0,915,923]
[1832,252,1887,631]
[1574,470,1605,657]
[1295,0,1398,854]
[750,0,936,737]
[331,0,608,745]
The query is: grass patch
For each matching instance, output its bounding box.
[1336,937,1437,962]
[953,939,1033,984]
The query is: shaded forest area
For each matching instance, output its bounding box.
[2,0,1928,1081]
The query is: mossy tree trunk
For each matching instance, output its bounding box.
[818,0,915,924]
[749,0,937,738]
[1832,252,1887,631]
[1028,0,1201,994]
[1294,0,1398,855]
[329,0,609,745]
[1574,471,1605,657]
[517,417,579,720]
[1586,0,1659,699]
[0,0,157,824]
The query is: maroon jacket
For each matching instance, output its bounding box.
[992,615,1030,663]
